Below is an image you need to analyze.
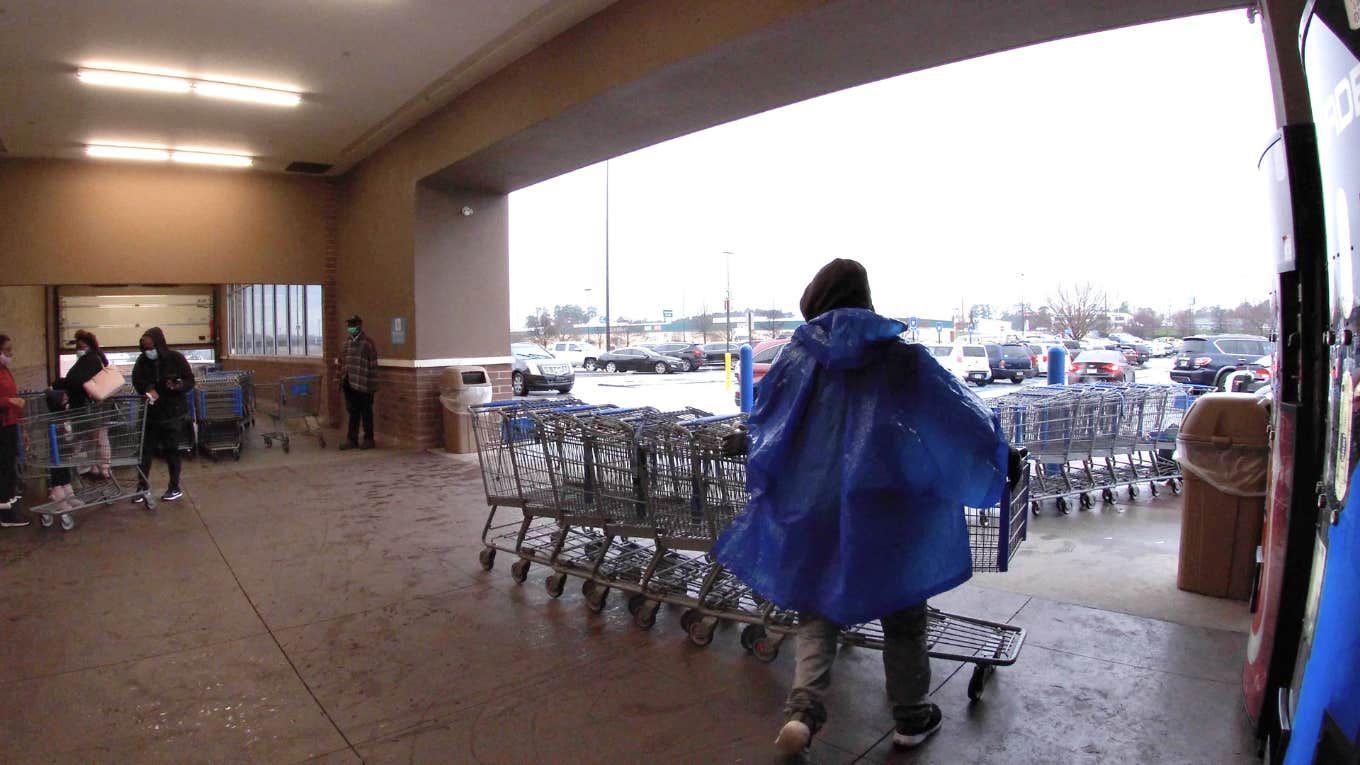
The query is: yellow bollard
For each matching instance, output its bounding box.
[724,353,732,391]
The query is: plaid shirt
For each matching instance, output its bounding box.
[342,332,379,393]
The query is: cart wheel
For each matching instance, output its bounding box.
[582,579,598,598]
[478,548,496,571]
[1079,493,1093,510]
[40,513,54,529]
[634,600,660,630]
[1030,501,1041,517]
[282,442,290,454]
[59,513,75,532]
[688,616,717,647]
[233,448,241,461]
[1128,485,1139,500]
[967,665,995,702]
[1170,478,1182,495]
[510,559,530,584]
[740,624,766,652]
[1056,497,1070,515]
[752,636,781,663]
[1102,488,1115,503]
[1149,481,1159,497]
[627,593,646,616]
[545,573,567,599]
[143,494,157,511]
[264,437,272,449]
[585,586,609,613]
[680,608,700,633]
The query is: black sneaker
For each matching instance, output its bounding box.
[891,704,943,749]
[161,488,184,502]
[0,510,31,528]
[131,489,149,504]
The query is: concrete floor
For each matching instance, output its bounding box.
[0,429,1258,763]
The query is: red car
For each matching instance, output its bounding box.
[733,338,791,404]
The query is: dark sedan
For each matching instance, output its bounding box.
[645,342,707,372]
[702,342,741,365]
[1068,350,1137,384]
[598,347,687,374]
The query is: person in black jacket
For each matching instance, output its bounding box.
[52,329,114,482]
[131,327,195,502]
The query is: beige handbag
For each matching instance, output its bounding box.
[83,366,125,402]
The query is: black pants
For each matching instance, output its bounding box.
[344,386,375,444]
[139,418,182,490]
[0,424,17,500]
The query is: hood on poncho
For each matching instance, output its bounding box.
[799,258,874,321]
[794,308,906,371]
[141,327,170,355]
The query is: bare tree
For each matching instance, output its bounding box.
[1231,299,1274,336]
[1173,309,1197,337]
[1125,308,1164,339]
[1045,282,1107,341]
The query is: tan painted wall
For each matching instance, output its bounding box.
[336,0,831,360]
[0,286,49,390]
[0,158,334,286]
[413,185,510,359]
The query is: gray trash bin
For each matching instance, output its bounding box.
[440,367,492,453]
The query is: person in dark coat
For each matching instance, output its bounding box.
[131,327,195,502]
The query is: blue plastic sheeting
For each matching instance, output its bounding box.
[1285,462,1360,763]
[713,308,1009,625]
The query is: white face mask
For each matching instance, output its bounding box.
[144,349,159,361]
[75,350,86,359]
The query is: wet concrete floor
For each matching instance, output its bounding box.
[0,432,1256,763]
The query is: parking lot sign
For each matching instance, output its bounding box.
[662,309,673,319]
[908,316,918,330]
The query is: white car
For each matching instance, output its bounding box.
[951,343,993,386]
[549,340,602,371]
[926,344,965,380]
[1026,343,1050,376]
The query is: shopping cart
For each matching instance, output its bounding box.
[18,395,157,530]
[196,377,247,460]
[261,375,325,453]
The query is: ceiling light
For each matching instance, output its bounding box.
[192,81,301,107]
[76,66,301,107]
[85,145,171,161]
[77,68,191,93]
[85,144,252,168]
[171,150,253,167]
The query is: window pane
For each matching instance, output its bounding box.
[262,285,275,355]
[306,285,322,356]
[249,286,260,355]
[291,285,304,356]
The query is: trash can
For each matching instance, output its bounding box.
[440,366,492,454]
[1174,392,1270,600]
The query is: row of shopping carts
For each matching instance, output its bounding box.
[991,383,1210,515]
[471,398,1029,701]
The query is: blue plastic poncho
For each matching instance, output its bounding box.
[713,308,1009,626]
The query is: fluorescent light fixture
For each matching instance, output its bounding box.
[85,144,252,168]
[85,145,171,161]
[76,66,301,107]
[77,68,191,93]
[192,81,301,107]
[171,150,253,167]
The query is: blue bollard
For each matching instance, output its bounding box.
[1047,345,1067,386]
[739,344,755,413]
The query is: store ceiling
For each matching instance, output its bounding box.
[0,0,615,173]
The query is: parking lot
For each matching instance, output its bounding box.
[544,357,1178,413]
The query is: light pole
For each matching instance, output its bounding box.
[722,250,734,349]
[1019,271,1026,335]
[603,162,612,351]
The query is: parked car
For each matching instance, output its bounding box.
[510,342,576,395]
[1026,343,1049,376]
[1169,335,1273,387]
[702,342,741,366]
[549,340,601,371]
[1069,349,1137,383]
[928,344,966,380]
[645,342,707,372]
[733,338,791,404]
[951,343,993,386]
[985,343,1034,384]
[1116,343,1150,367]
[598,347,687,374]
[1147,339,1174,358]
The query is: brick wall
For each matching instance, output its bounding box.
[371,362,512,449]
[321,182,341,427]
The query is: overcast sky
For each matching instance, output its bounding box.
[509,10,1277,325]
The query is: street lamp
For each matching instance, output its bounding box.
[722,250,734,349]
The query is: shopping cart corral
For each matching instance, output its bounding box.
[260,374,325,453]
[18,395,157,530]
[470,399,1030,701]
[993,383,1211,515]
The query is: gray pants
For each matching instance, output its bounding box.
[783,602,932,733]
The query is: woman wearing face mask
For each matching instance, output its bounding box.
[52,330,113,480]
[0,334,33,527]
[130,328,195,503]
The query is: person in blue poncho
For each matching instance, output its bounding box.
[711,259,1014,756]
